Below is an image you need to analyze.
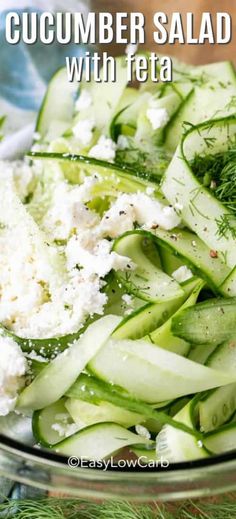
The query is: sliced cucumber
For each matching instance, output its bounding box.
[89,336,236,403]
[0,321,88,359]
[152,227,230,293]
[165,61,236,151]
[66,374,199,437]
[206,337,236,372]
[220,267,236,297]
[36,68,78,140]
[113,232,183,303]
[130,446,158,463]
[54,422,151,460]
[188,344,217,365]
[28,151,160,190]
[65,398,142,429]
[32,399,76,447]
[159,247,184,277]
[17,315,121,411]
[149,279,204,355]
[172,298,236,346]
[157,401,208,462]
[135,91,182,147]
[204,421,236,454]
[162,116,236,270]
[72,56,128,134]
[112,296,186,341]
[198,384,236,433]
[110,91,150,140]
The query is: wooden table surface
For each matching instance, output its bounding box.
[92,0,236,65]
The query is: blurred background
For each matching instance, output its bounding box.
[93,0,236,65]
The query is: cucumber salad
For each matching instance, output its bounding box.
[1,55,236,465]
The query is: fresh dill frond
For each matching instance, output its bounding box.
[216,214,236,239]
[115,137,171,181]
[191,147,236,216]
[215,151,236,212]
[1,495,236,519]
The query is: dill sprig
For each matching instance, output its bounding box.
[215,151,236,212]
[115,138,171,181]
[191,147,236,215]
[216,214,236,239]
[1,495,236,519]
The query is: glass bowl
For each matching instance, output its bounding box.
[1,434,236,501]
[0,0,235,505]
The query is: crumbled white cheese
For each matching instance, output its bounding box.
[0,336,27,416]
[52,413,78,438]
[72,118,95,147]
[172,266,193,283]
[33,132,41,142]
[66,235,134,278]
[99,193,180,238]
[75,89,92,111]
[135,425,151,440]
[42,182,99,240]
[117,135,129,150]
[146,186,155,196]
[125,43,138,55]
[174,202,183,212]
[122,294,135,315]
[146,107,169,130]
[122,294,133,306]
[89,136,117,162]
[0,160,36,201]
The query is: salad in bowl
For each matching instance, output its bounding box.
[0,54,236,466]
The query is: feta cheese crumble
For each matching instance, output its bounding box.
[72,118,95,147]
[99,193,181,238]
[89,136,117,162]
[135,425,151,440]
[42,180,99,241]
[125,43,138,55]
[117,135,129,150]
[75,89,92,111]
[146,106,169,130]
[172,266,193,283]
[66,235,134,278]
[52,413,78,438]
[0,336,27,416]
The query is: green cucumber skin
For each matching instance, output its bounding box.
[66,374,199,438]
[112,297,186,341]
[206,336,236,372]
[113,232,183,304]
[172,298,236,346]
[204,420,236,454]
[164,61,236,151]
[53,422,151,460]
[0,322,87,358]
[27,151,161,187]
[162,116,236,271]
[32,399,69,448]
[114,228,229,295]
[198,383,236,433]
[17,315,121,411]
[149,279,204,356]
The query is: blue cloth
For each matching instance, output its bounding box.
[0,7,88,111]
[0,2,89,498]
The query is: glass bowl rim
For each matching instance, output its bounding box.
[1,432,236,476]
